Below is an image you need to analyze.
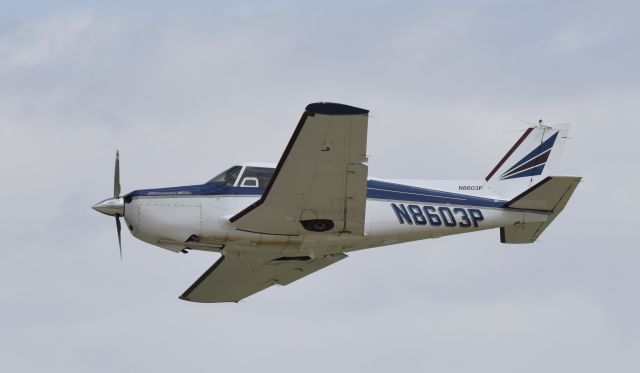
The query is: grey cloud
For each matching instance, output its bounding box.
[1,3,639,372]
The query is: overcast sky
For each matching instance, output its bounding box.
[1,1,639,372]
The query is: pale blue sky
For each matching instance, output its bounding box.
[1,1,638,372]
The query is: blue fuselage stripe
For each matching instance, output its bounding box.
[127,180,507,208]
[366,180,506,208]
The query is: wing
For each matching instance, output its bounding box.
[230,102,369,236]
[180,252,347,303]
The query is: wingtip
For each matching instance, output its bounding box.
[305,102,369,115]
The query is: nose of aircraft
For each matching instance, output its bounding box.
[92,197,125,216]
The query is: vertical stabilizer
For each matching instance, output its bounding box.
[484,123,570,198]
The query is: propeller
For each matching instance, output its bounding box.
[92,151,126,259]
[114,151,123,259]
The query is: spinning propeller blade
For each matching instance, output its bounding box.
[114,151,123,260]
[114,150,121,199]
[116,216,122,259]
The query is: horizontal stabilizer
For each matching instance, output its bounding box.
[507,176,581,212]
[501,176,581,243]
[500,223,546,244]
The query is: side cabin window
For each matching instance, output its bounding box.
[239,167,275,188]
[207,166,242,186]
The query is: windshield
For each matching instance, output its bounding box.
[206,166,242,186]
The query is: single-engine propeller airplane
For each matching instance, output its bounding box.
[93,102,580,303]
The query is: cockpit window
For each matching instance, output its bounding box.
[239,167,275,188]
[207,166,242,186]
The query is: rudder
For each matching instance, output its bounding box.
[485,123,570,199]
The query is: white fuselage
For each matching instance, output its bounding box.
[122,178,548,258]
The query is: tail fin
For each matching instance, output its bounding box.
[485,123,570,198]
[501,175,581,243]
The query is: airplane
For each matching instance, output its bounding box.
[92,102,581,303]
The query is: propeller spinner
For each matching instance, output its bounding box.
[92,151,125,259]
